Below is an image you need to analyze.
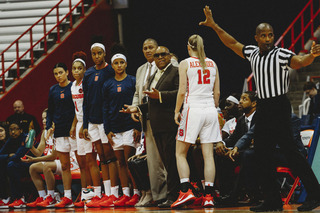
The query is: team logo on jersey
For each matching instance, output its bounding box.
[179,129,184,136]
[117,86,121,92]
[79,88,83,93]
[95,75,99,81]
[60,93,65,99]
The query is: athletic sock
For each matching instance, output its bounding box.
[133,189,140,196]
[64,190,72,200]
[122,187,130,197]
[94,186,102,198]
[48,190,55,197]
[103,180,111,196]
[111,185,119,198]
[38,190,46,198]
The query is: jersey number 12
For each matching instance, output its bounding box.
[197,69,210,84]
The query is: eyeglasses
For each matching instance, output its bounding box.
[154,52,169,58]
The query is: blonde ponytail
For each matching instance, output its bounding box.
[188,34,206,71]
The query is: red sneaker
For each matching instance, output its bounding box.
[85,196,101,208]
[114,195,131,207]
[100,195,118,207]
[27,197,44,208]
[0,199,10,209]
[125,194,140,207]
[9,198,26,209]
[55,197,74,208]
[37,195,56,208]
[171,189,196,208]
[202,194,214,207]
[74,200,85,208]
[99,194,110,203]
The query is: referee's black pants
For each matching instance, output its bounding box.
[254,95,320,203]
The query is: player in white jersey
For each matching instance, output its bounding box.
[23,109,79,208]
[171,35,222,208]
[70,51,96,207]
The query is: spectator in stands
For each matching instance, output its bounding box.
[0,121,30,208]
[303,81,320,124]
[131,38,167,207]
[46,63,76,208]
[6,100,41,136]
[69,51,94,208]
[82,40,119,208]
[23,109,80,208]
[0,122,8,149]
[101,53,141,207]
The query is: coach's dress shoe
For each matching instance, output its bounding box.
[250,201,283,212]
[297,199,320,212]
[158,199,174,208]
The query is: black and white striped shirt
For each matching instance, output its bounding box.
[243,45,295,99]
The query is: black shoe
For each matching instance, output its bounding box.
[158,200,174,208]
[297,199,320,212]
[216,195,237,207]
[250,201,283,212]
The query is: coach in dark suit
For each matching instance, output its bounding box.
[141,46,179,207]
[215,91,257,198]
[124,46,180,207]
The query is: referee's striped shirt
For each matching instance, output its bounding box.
[243,45,295,99]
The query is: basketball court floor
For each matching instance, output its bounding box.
[2,204,320,213]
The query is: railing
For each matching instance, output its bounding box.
[244,0,320,91]
[0,0,97,93]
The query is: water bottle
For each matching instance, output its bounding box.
[25,129,36,148]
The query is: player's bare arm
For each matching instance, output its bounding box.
[199,5,245,59]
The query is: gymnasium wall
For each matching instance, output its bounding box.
[0,0,115,125]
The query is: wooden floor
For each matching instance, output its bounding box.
[1,205,320,213]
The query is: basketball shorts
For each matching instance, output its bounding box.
[112,129,136,151]
[176,103,222,144]
[76,122,93,156]
[55,137,77,152]
[88,123,108,144]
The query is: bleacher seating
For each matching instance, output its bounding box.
[0,0,82,85]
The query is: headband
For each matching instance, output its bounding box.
[188,41,195,49]
[111,53,127,63]
[91,43,105,52]
[73,58,86,67]
[226,95,239,105]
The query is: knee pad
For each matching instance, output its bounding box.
[101,157,117,165]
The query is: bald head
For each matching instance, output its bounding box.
[256,23,273,35]
[13,100,24,114]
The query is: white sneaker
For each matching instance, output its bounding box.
[82,188,94,200]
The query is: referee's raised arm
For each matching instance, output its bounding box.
[199,5,245,59]
[290,41,320,69]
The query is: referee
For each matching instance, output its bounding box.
[200,6,320,212]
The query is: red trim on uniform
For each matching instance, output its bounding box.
[186,76,189,104]
[183,107,190,142]
[77,79,83,86]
